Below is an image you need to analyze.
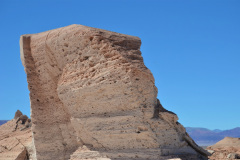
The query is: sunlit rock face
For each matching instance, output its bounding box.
[20,24,208,160]
[207,137,240,160]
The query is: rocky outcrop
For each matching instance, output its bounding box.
[207,137,240,160]
[0,110,32,160]
[20,24,209,160]
[14,110,23,119]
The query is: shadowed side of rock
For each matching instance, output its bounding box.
[20,24,209,160]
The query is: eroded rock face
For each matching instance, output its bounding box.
[0,110,32,160]
[20,24,208,160]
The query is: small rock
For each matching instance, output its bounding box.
[207,149,215,154]
[16,115,29,124]
[227,153,240,159]
[14,110,23,119]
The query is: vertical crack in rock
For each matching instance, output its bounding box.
[92,137,107,151]
[20,24,209,160]
[15,138,29,160]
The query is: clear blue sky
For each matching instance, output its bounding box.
[0,0,239,130]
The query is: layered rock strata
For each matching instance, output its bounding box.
[20,24,209,160]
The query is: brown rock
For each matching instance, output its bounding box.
[16,115,28,124]
[227,153,240,159]
[14,110,23,119]
[20,24,208,160]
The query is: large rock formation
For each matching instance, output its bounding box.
[20,24,209,160]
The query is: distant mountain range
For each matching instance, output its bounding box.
[0,120,8,126]
[186,127,240,146]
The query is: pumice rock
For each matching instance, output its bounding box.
[20,24,209,160]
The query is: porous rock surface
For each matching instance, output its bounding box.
[20,24,209,160]
[207,137,240,160]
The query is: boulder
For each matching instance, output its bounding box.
[16,115,28,124]
[227,153,240,159]
[14,110,23,119]
[20,24,208,160]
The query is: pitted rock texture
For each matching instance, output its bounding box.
[20,24,208,160]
